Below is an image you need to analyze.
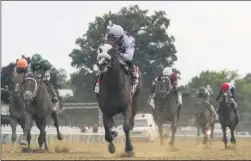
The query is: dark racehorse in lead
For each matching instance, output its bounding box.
[95,42,141,154]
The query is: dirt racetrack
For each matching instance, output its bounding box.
[2,138,251,160]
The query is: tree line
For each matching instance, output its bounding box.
[1,5,250,131]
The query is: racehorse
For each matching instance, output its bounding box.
[218,92,238,148]
[96,42,141,154]
[20,72,63,151]
[152,76,180,147]
[8,73,28,152]
[195,98,215,148]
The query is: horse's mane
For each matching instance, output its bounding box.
[12,73,25,84]
[26,72,41,80]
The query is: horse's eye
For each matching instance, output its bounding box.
[99,48,103,53]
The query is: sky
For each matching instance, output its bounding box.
[2,1,251,85]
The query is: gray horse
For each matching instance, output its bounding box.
[96,42,141,154]
[20,73,63,151]
[152,76,180,147]
[218,92,238,148]
[195,98,215,148]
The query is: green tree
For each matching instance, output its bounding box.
[243,73,251,83]
[50,68,69,89]
[187,70,239,94]
[69,5,178,103]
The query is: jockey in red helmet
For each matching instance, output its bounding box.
[216,82,239,120]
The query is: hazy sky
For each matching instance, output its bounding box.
[2,1,251,85]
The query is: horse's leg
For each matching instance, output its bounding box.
[43,131,49,152]
[123,105,134,153]
[103,115,117,154]
[20,123,32,151]
[157,122,164,146]
[51,111,63,140]
[27,131,32,149]
[203,125,211,148]
[196,124,200,144]
[169,116,177,147]
[36,119,48,152]
[129,96,138,131]
[20,111,33,147]
[230,127,236,144]
[36,121,43,151]
[210,123,215,146]
[9,117,17,152]
[221,126,228,148]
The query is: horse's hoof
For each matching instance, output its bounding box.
[125,145,134,153]
[125,150,135,157]
[33,149,44,153]
[57,134,63,141]
[168,141,174,147]
[21,147,33,153]
[20,140,28,148]
[108,143,116,154]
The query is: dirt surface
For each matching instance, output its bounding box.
[2,138,251,160]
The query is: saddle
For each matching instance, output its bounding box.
[118,57,139,95]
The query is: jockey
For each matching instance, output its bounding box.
[196,86,218,120]
[104,24,138,85]
[150,67,182,114]
[30,53,58,103]
[216,82,239,119]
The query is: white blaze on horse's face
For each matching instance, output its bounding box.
[96,43,113,72]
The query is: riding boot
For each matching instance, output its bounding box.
[125,61,138,85]
[173,88,180,105]
[44,80,58,103]
[231,100,240,122]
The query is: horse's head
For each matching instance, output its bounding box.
[23,73,41,103]
[156,76,173,99]
[96,42,118,73]
[12,74,25,95]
